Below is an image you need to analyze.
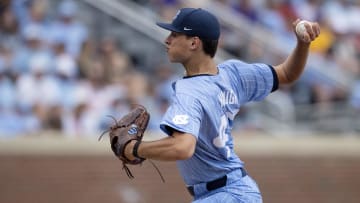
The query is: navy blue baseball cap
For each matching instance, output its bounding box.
[156,8,220,40]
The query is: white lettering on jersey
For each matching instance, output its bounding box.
[218,90,237,107]
[172,115,189,125]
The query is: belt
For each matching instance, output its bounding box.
[187,168,247,196]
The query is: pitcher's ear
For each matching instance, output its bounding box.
[190,37,201,49]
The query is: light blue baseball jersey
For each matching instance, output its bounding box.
[160,59,278,185]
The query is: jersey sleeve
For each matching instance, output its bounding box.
[160,93,202,138]
[232,61,278,102]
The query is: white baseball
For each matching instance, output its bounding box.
[295,20,309,40]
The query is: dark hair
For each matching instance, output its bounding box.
[200,38,218,58]
[186,35,218,58]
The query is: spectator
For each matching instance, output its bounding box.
[99,95,131,132]
[321,0,360,35]
[77,39,96,79]
[23,0,51,37]
[153,63,177,110]
[291,0,322,22]
[257,0,288,35]
[53,46,78,110]
[308,16,335,54]
[62,102,93,138]
[0,61,16,111]
[231,0,259,22]
[26,0,50,25]
[0,5,20,49]
[15,53,59,112]
[12,23,51,74]
[98,37,133,84]
[350,78,360,111]
[48,0,88,58]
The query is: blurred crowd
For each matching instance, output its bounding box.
[0,0,359,137]
[0,0,177,138]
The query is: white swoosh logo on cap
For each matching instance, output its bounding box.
[184,27,192,31]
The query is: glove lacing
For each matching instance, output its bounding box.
[122,160,165,183]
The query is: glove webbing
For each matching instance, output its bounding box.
[100,115,165,182]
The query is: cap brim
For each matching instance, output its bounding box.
[156,22,182,33]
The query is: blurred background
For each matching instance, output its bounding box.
[0,0,360,202]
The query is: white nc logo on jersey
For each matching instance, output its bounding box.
[172,115,189,125]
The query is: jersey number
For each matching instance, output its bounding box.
[213,115,231,158]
